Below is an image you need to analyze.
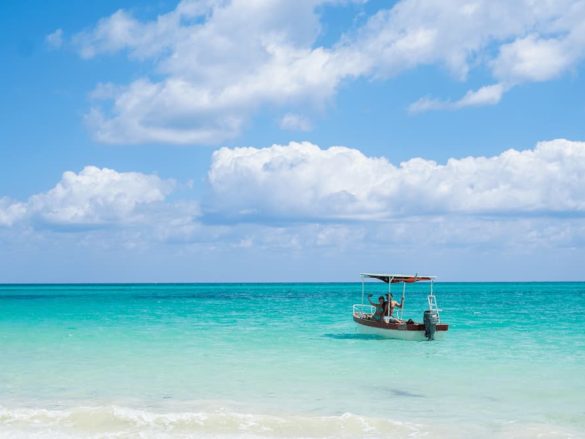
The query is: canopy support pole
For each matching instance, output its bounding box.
[387,277,393,317]
[400,282,406,320]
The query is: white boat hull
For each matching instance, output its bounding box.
[355,322,446,340]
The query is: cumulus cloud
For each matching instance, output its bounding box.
[0,166,179,228]
[352,0,585,108]
[62,0,585,144]
[29,166,175,226]
[492,33,584,84]
[3,144,585,269]
[208,139,585,220]
[0,198,27,226]
[74,0,342,144]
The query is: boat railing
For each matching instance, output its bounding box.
[427,294,442,322]
[353,304,375,319]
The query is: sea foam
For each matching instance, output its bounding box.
[1,405,582,439]
[0,406,421,438]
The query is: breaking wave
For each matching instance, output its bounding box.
[0,406,421,439]
[1,405,581,439]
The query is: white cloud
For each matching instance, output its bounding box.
[492,33,583,84]
[5,143,585,249]
[0,198,27,226]
[0,166,177,228]
[75,10,143,59]
[279,113,312,131]
[408,84,505,113]
[341,0,584,79]
[65,0,585,144]
[224,216,585,253]
[208,139,585,220]
[30,166,174,226]
[3,146,585,279]
[45,29,64,49]
[74,0,342,144]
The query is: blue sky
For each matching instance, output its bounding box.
[1,0,585,282]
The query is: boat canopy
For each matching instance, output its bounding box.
[360,273,435,284]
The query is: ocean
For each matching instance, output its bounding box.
[0,282,584,438]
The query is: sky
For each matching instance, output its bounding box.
[1,0,585,282]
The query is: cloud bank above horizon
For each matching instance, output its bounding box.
[208,138,585,221]
[2,139,585,257]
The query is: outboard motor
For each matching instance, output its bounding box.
[423,310,439,341]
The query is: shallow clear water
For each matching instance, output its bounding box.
[1,283,584,438]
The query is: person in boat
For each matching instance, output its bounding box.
[367,294,386,321]
[384,293,404,321]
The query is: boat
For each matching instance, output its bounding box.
[352,273,448,340]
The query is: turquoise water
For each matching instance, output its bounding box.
[1,283,584,438]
